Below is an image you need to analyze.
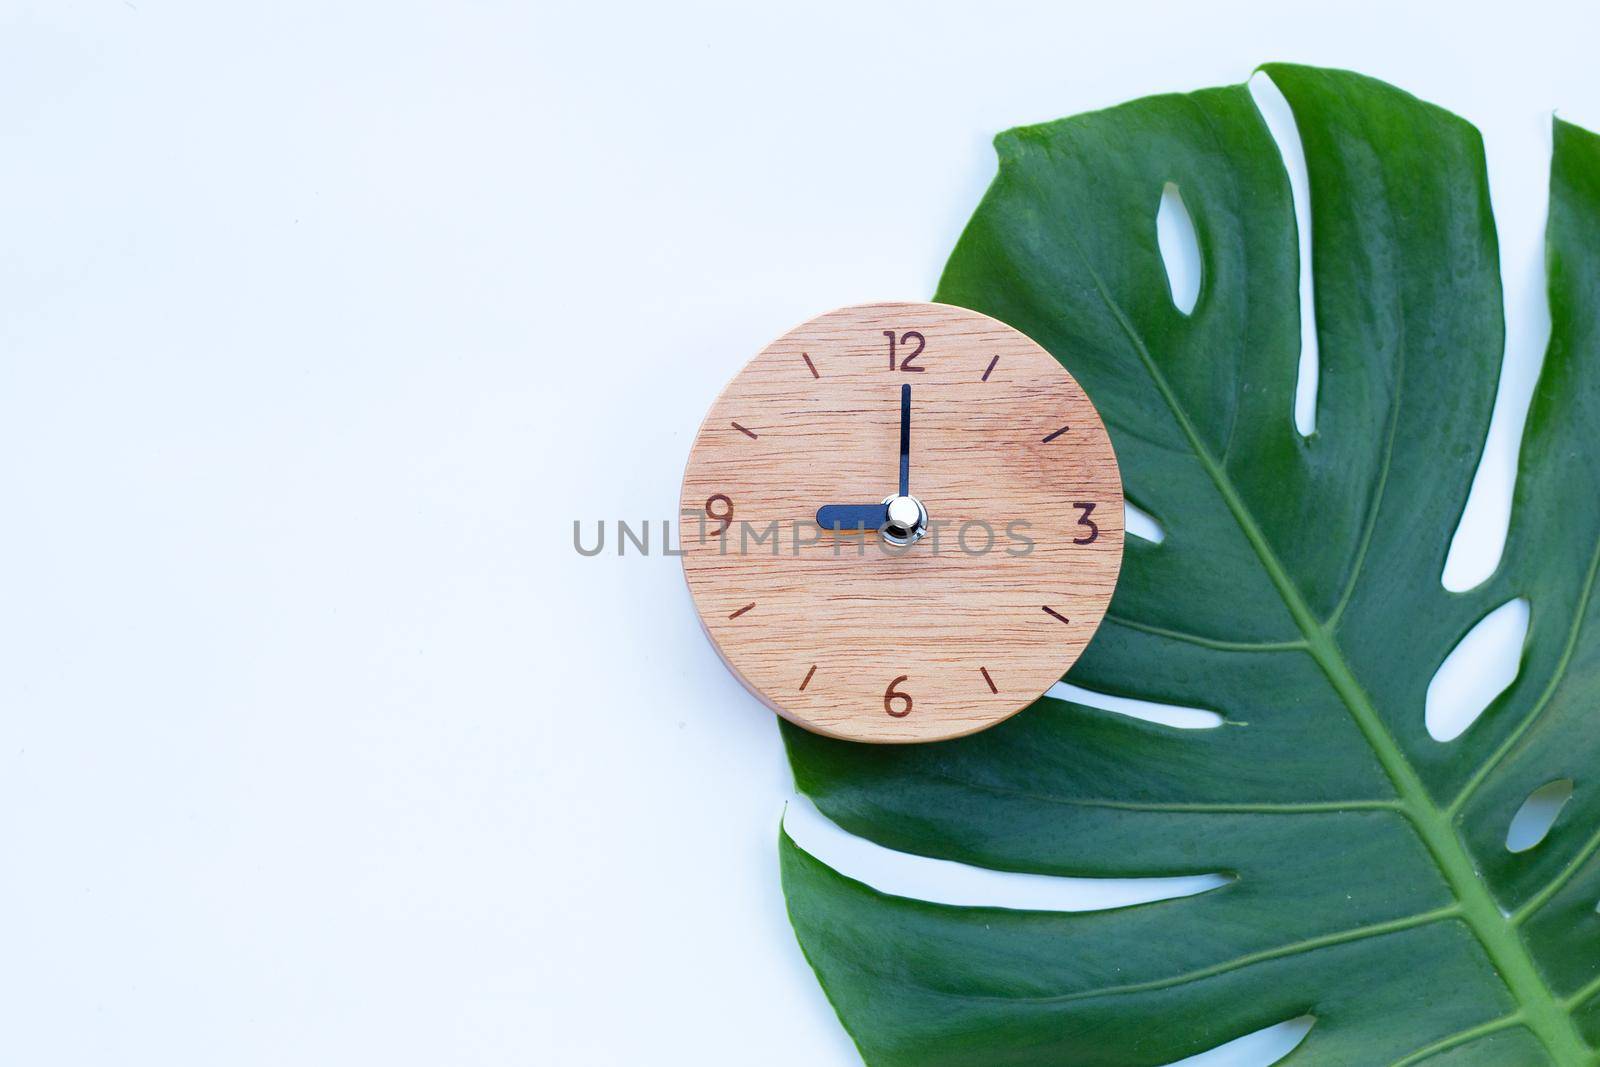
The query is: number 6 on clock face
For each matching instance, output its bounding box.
[679,302,1124,744]
[883,677,912,718]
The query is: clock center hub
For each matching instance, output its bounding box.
[881,494,928,547]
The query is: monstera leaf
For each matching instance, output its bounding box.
[778,65,1600,1065]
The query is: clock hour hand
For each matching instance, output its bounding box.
[815,503,889,533]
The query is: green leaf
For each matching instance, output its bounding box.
[778,65,1600,1065]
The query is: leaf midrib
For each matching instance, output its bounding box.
[1064,231,1593,1063]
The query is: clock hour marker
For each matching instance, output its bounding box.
[979,666,997,693]
[1042,424,1070,444]
[800,664,817,691]
[981,355,999,382]
[801,352,819,379]
[1042,606,1069,624]
[729,602,755,619]
[731,421,758,439]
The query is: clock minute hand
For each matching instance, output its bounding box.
[899,382,910,497]
[815,503,889,533]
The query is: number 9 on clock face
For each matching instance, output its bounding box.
[679,302,1124,744]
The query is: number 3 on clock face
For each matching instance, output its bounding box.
[679,302,1124,744]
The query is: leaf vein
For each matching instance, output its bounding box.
[917,765,1398,817]
[918,906,1458,1007]
[1386,1014,1527,1067]
[1514,822,1600,925]
[1321,87,1410,631]
[1103,613,1310,653]
[1450,532,1600,817]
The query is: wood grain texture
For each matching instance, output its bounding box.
[680,302,1123,743]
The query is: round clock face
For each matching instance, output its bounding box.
[679,302,1123,743]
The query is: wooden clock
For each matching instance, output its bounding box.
[679,302,1123,743]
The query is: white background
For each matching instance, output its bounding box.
[3,2,1599,1064]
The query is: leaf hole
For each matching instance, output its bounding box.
[1156,182,1201,316]
[1125,499,1167,544]
[1424,597,1528,742]
[1437,143,1553,592]
[783,796,1232,911]
[1162,1015,1314,1066]
[1249,71,1319,437]
[1048,681,1222,729]
[1505,779,1573,853]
